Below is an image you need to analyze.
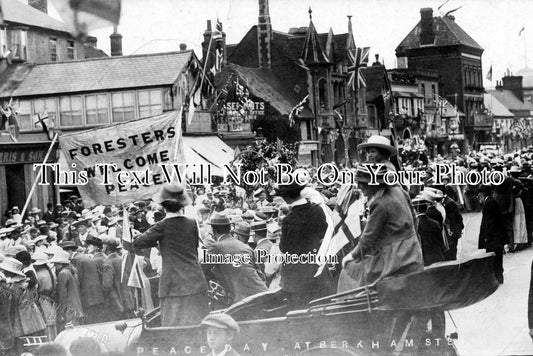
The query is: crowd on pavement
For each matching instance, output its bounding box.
[1,136,533,355]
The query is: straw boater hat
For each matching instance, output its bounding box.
[153,183,191,206]
[207,212,231,226]
[32,235,48,244]
[29,207,41,215]
[357,135,398,156]
[0,257,26,277]
[250,221,267,232]
[48,250,71,264]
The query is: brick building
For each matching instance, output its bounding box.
[395,8,487,148]
[0,0,106,75]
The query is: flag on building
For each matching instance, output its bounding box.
[34,110,55,140]
[120,208,154,310]
[213,19,224,40]
[519,26,526,36]
[486,65,493,81]
[347,47,370,90]
[288,95,309,127]
[50,0,121,36]
[0,99,20,142]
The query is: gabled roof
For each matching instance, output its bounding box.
[216,63,310,116]
[396,15,483,54]
[301,19,329,64]
[0,51,194,98]
[0,0,73,33]
[483,93,514,118]
[488,89,533,112]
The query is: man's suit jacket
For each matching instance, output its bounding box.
[279,202,333,294]
[207,234,267,303]
[418,214,446,266]
[72,254,105,309]
[443,196,464,238]
[102,252,135,314]
[134,216,208,298]
[479,196,507,251]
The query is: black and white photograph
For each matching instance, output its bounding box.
[0,0,532,355]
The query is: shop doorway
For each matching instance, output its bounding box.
[5,164,26,209]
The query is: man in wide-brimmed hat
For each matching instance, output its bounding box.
[134,183,209,327]
[339,164,423,291]
[358,135,398,172]
[272,175,335,308]
[205,212,267,305]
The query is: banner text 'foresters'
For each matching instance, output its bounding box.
[57,111,184,206]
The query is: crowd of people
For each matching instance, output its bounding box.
[0,136,532,355]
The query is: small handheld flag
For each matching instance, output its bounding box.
[519,26,525,36]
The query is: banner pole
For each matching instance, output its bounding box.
[20,132,59,220]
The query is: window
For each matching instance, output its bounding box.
[112,92,135,122]
[431,84,436,102]
[0,27,7,54]
[49,38,57,62]
[85,94,109,125]
[33,98,57,129]
[12,29,27,60]
[59,96,83,127]
[17,100,32,130]
[137,89,162,118]
[421,83,426,102]
[163,88,173,111]
[67,40,75,60]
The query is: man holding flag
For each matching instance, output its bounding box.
[134,183,209,326]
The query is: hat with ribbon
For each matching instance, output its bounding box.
[29,207,41,215]
[31,251,51,266]
[86,236,103,249]
[232,222,251,238]
[32,235,48,244]
[251,221,267,232]
[207,212,231,226]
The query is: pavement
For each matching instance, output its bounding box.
[446,212,533,356]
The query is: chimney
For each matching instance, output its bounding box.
[501,75,524,101]
[110,26,123,56]
[202,20,212,64]
[373,54,381,66]
[419,8,435,46]
[179,43,187,51]
[28,0,47,13]
[86,36,97,47]
[257,0,273,69]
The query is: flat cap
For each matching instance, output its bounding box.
[201,313,239,334]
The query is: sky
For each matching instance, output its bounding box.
[48,0,533,88]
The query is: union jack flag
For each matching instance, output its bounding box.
[347,47,370,90]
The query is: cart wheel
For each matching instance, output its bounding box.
[299,347,363,356]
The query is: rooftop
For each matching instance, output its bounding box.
[0,51,194,97]
[487,89,533,113]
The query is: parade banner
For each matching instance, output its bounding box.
[58,110,183,206]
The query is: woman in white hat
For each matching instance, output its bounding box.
[339,164,423,291]
[358,135,398,172]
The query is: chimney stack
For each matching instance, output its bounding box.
[110,26,123,56]
[28,0,47,13]
[419,8,435,46]
[86,36,97,47]
[501,75,524,101]
[257,0,273,70]
[179,43,187,51]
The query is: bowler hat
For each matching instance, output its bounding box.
[358,135,398,156]
[153,183,192,206]
[207,212,231,226]
[201,313,240,334]
[86,236,103,249]
[272,181,306,197]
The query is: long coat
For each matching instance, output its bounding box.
[134,216,208,298]
[56,265,84,323]
[418,214,446,266]
[279,201,333,294]
[72,254,105,310]
[207,234,267,303]
[479,196,507,251]
[102,252,135,314]
[339,185,424,291]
